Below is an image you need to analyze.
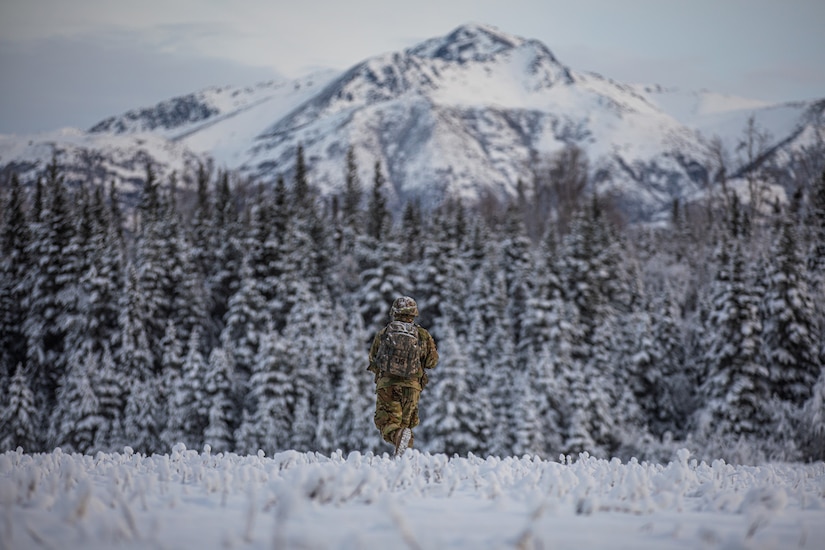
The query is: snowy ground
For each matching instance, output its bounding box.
[2,445,824,550]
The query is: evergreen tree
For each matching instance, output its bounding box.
[499,202,534,346]
[464,267,496,455]
[220,254,267,407]
[208,170,243,337]
[117,266,154,383]
[84,345,124,451]
[170,328,209,449]
[800,368,825,460]
[203,347,236,452]
[23,156,75,409]
[235,321,292,455]
[50,345,105,453]
[280,288,341,452]
[366,160,390,242]
[805,169,825,286]
[0,173,30,379]
[0,363,39,451]
[697,241,770,441]
[190,163,215,281]
[358,239,413,331]
[421,326,480,456]
[647,289,692,438]
[579,319,622,455]
[557,203,629,349]
[413,202,470,338]
[124,375,164,454]
[292,144,312,217]
[484,271,518,458]
[400,199,425,263]
[342,146,363,231]
[762,219,821,404]
[513,361,546,457]
[331,313,378,453]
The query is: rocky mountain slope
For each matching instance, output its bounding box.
[2,23,822,221]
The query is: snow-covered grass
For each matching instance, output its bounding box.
[2,446,823,549]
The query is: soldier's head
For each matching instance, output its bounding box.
[390,296,418,322]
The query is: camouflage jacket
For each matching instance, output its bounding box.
[367,323,438,391]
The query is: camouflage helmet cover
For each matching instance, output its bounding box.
[391,296,419,319]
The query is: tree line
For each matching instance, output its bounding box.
[1,145,824,463]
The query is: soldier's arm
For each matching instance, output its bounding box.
[421,330,438,370]
[367,331,382,376]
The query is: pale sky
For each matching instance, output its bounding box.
[1,0,823,134]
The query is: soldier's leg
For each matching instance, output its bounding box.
[374,386,403,444]
[400,388,421,448]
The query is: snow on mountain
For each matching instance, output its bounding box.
[2,23,823,221]
[87,71,341,167]
[236,23,716,217]
[0,127,206,200]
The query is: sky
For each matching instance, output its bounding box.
[1,0,824,135]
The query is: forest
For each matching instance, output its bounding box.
[1,144,824,464]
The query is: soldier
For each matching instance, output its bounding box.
[367,296,438,456]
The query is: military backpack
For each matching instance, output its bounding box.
[374,321,421,378]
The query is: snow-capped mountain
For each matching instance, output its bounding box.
[2,23,823,221]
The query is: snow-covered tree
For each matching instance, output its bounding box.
[331,313,378,453]
[50,345,105,453]
[23,157,74,409]
[0,363,39,451]
[235,321,293,455]
[167,328,209,449]
[0,173,30,381]
[203,347,236,453]
[421,326,481,456]
[762,220,821,405]
[697,241,770,441]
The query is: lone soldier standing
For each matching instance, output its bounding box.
[367,296,438,456]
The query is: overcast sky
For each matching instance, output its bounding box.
[1,0,823,135]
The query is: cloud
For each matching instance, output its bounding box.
[0,33,280,134]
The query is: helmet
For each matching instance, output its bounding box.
[390,296,418,319]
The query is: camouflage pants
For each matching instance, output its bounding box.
[374,386,420,448]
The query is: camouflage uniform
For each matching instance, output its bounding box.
[367,298,438,450]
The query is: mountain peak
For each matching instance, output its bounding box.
[407,23,524,63]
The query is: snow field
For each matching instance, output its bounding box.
[1,446,824,549]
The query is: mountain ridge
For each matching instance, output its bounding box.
[2,23,822,222]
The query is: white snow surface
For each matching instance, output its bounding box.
[2,446,824,549]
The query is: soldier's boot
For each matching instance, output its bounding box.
[394,428,412,457]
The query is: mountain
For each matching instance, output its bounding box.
[2,23,823,222]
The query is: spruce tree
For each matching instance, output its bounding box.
[124,374,164,454]
[331,313,378,453]
[484,271,518,458]
[23,156,75,409]
[366,160,390,242]
[235,320,292,455]
[421,326,480,456]
[342,146,363,232]
[90,344,126,450]
[698,241,770,442]
[50,345,105,453]
[0,363,39,451]
[117,266,154,383]
[0,173,30,379]
[220,254,267,406]
[648,288,692,438]
[762,219,821,404]
[171,328,209,450]
[203,347,236,452]
[800,368,825,460]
